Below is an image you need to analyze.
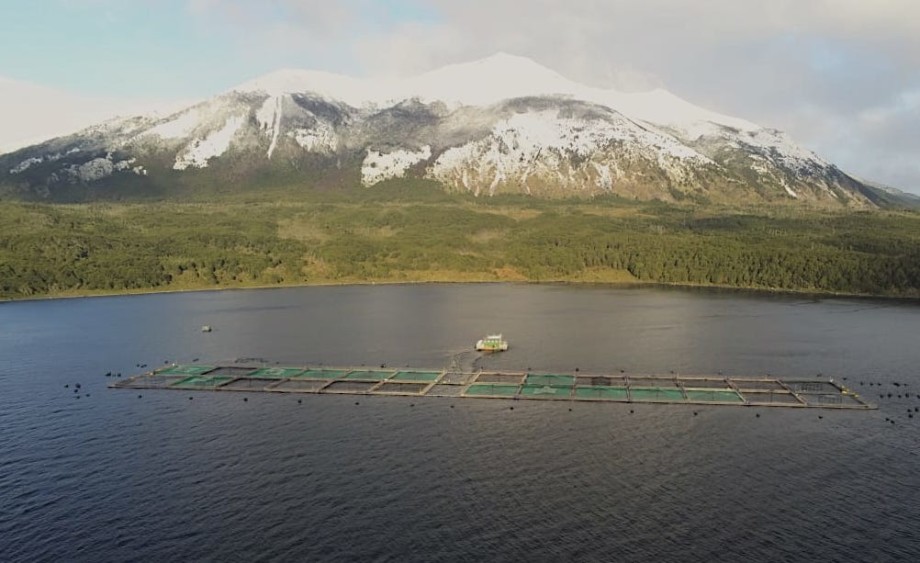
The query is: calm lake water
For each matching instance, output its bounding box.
[1,284,918,562]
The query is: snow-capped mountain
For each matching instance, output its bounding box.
[0,53,887,205]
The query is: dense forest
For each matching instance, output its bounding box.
[2,183,920,300]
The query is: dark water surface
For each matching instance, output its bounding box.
[1,284,918,562]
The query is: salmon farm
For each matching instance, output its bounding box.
[111,362,874,410]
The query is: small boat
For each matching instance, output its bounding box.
[201,325,212,333]
[476,334,508,352]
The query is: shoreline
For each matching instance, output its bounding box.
[3,277,919,305]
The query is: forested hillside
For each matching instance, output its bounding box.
[2,186,919,300]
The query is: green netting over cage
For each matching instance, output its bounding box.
[158,365,214,376]
[684,389,743,403]
[575,386,629,400]
[342,370,394,381]
[630,387,686,402]
[249,367,305,379]
[520,384,573,397]
[525,374,576,387]
[171,375,233,388]
[297,369,349,379]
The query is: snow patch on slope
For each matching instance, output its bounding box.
[59,154,145,183]
[256,95,284,158]
[288,122,337,153]
[231,54,765,135]
[430,110,712,195]
[361,146,432,186]
[147,109,201,139]
[234,69,375,107]
[173,115,245,170]
[407,53,575,108]
[10,156,45,174]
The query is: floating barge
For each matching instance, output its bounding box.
[111,362,874,410]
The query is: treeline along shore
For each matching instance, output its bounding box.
[2,183,919,300]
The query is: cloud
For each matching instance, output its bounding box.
[7,1,919,191]
[178,0,920,189]
[347,0,920,190]
[0,76,192,154]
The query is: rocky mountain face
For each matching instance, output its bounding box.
[0,54,896,206]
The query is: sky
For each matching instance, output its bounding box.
[1,0,918,192]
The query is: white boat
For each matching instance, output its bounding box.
[201,325,212,333]
[476,334,508,352]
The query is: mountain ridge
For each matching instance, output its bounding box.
[0,53,910,206]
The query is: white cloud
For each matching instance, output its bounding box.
[345,0,920,191]
[0,76,191,154]
[7,1,920,191]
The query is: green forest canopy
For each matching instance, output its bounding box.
[2,190,919,300]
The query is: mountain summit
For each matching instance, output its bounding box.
[0,54,888,205]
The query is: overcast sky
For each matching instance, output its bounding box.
[1,0,917,192]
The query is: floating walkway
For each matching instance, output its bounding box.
[111,362,874,410]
